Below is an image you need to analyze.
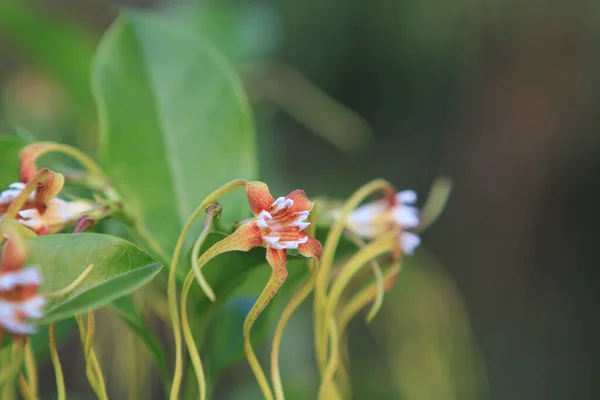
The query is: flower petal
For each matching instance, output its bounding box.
[286,190,314,213]
[266,247,288,276]
[225,222,264,251]
[400,232,421,254]
[396,190,417,204]
[297,236,323,260]
[246,181,275,215]
[1,239,26,273]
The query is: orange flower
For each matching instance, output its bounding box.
[232,182,323,264]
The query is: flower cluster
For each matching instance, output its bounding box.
[0,181,94,235]
[345,188,421,255]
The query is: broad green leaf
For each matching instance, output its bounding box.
[25,233,162,324]
[108,296,171,384]
[93,11,257,258]
[0,136,24,188]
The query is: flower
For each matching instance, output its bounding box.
[0,181,94,235]
[344,189,421,255]
[0,239,45,336]
[232,182,323,264]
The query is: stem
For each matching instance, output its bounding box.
[18,375,35,400]
[343,231,385,323]
[45,264,95,299]
[75,314,108,400]
[49,324,66,400]
[323,232,397,339]
[271,261,316,400]
[21,142,116,200]
[271,204,319,400]
[180,205,221,400]
[317,318,342,400]
[0,343,24,390]
[23,340,38,398]
[167,179,246,400]
[243,268,287,400]
[314,179,394,373]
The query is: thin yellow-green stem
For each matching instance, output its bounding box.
[318,318,342,400]
[271,261,316,400]
[338,263,401,334]
[0,343,24,390]
[23,142,108,183]
[343,231,385,323]
[323,232,396,333]
[244,265,288,400]
[49,324,66,400]
[18,375,35,400]
[75,314,108,400]
[180,205,221,400]
[23,340,38,398]
[167,179,246,400]
[45,264,95,299]
[314,179,394,372]
[318,232,396,372]
[271,204,319,400]
[85,312,94,360]
[334,262,401,397]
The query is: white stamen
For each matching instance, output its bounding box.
[280,236,309,249]
[256,210,272,228]
[0,267,42,290]
[293,221,311,230]
[295,211,310,221]
[271,197,294,212]
[400,232,421,254]
[392,205,420,228]
[264,235,286,249]
[9,182,26,190]
[396,190,417,204]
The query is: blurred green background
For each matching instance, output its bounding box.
[0,0,597,399]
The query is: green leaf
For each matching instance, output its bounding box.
[108,296,171,384]
[25,233,162,324]
[0,136,24,188]
[93,10,257,258]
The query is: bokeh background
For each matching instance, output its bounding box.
[1,0,597,399]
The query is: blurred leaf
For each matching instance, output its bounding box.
[0,136,23,188]
[0,0,96,113]
[26,233,162,324]
[108,296,171,384]
[93,10,257,258]
[206,259,308,380]
[166,0,282,63]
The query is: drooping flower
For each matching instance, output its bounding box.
[344,189,421,255]
[0,239,45,336]
[190,181,323,400]
[0,180,95,236]
[236,181,323,260]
